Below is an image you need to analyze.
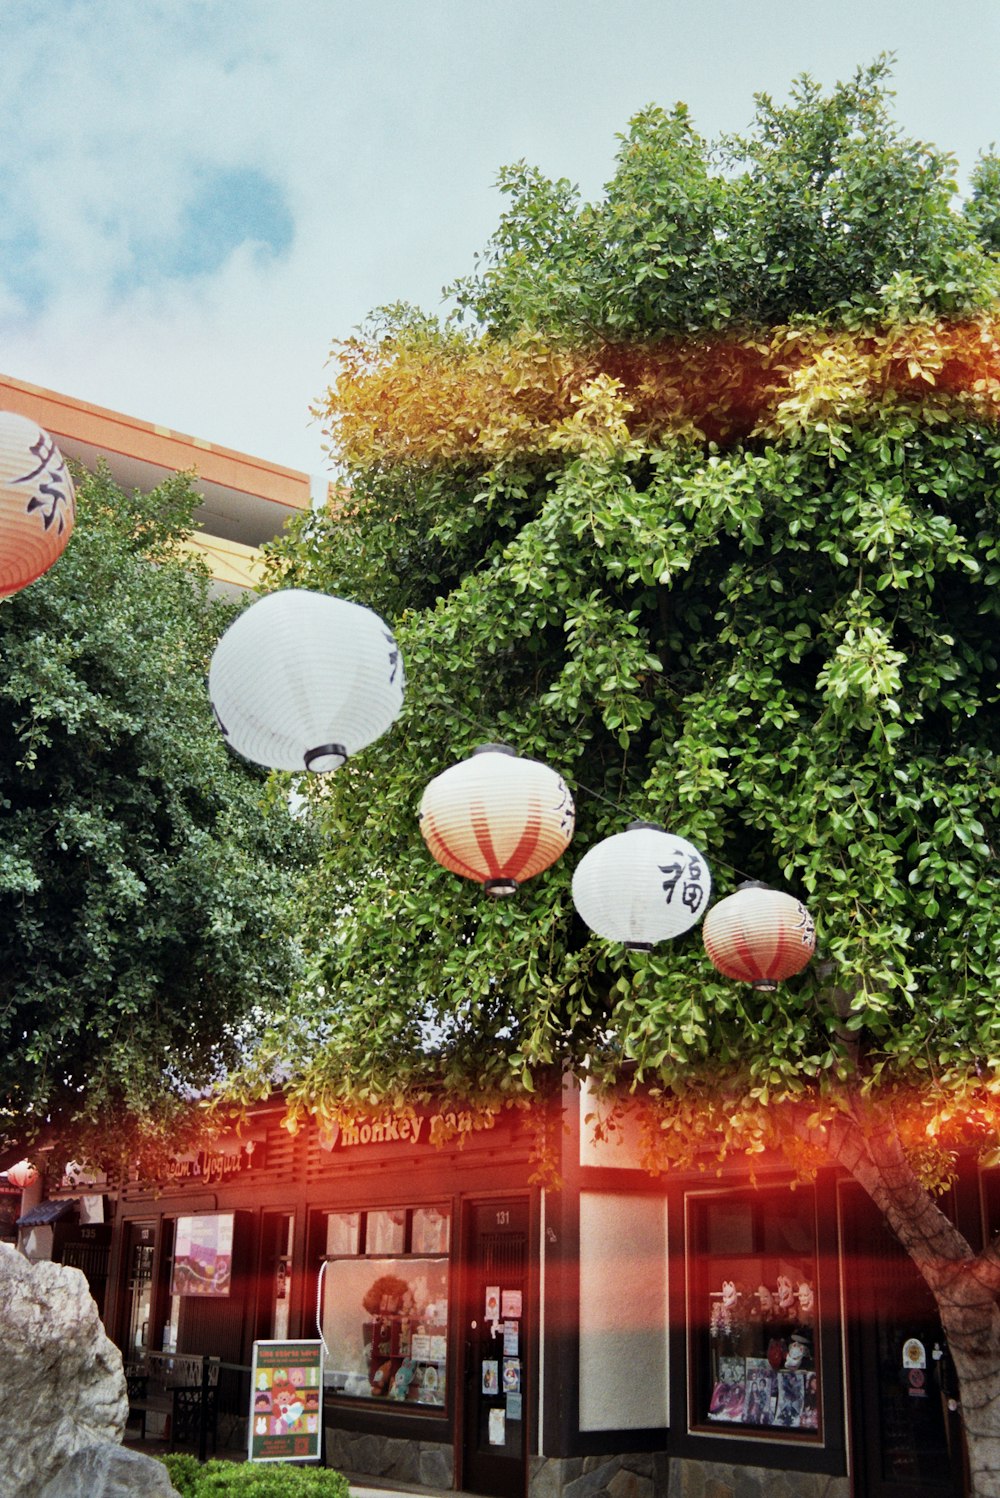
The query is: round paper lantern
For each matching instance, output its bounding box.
[208,589,404,772]
[0,412,76,597]
[703,882,816,990]
[571,821,712,950]
[6,1159,38,1189]
[419,744,575,896]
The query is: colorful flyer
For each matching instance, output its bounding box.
[501,1289,522,1319]
[485,1286,501,1321]
[506,1391,522,1422]
[482,1360,499,1395]
[503,1358,520,1392]
[249,1340,323,1463]
[489,1407,506,1445]
[172,1213,233,1297]
[503,1321,519,1355]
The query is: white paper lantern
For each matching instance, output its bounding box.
[572,821,712,950]
[419,744,575,896]
[0,412,76,596]
[209,589,404,771]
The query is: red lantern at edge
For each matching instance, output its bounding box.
[0,412,76,597]
[6,1159,39,1189]
[703,882,816,991]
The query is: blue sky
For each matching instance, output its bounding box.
[1,0,998,477]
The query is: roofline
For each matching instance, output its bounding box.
[0,372,311,513]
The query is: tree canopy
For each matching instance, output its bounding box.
[0,465,312,1167]
[227,61,1000,1490]
[249,62,1000,1161]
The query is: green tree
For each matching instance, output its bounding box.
[257,62,1000,1493]
[0,465,312,1169]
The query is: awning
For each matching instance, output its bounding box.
[16,1199,76,1227]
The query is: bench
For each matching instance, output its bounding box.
[126,1352,219,1450]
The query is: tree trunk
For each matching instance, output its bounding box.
[815,1106,1000,1498]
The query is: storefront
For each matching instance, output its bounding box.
[103,1081,974,1498]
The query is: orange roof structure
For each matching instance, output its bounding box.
[0,373,318,592]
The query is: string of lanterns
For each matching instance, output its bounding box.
[208,588,817,990]
[0,413,815,989]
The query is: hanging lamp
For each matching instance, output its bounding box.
[0,412,76,597]
[703,881,816,990]
[419,744,575,896]
[208,588,404,772]
[6,1159,38,1189]
[571,821,711,950]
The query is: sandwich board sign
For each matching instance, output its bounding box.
[249,1340,323,1462]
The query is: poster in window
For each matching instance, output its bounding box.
[743,1357,776,1426]
[775,1369,805,1428]
[501,1289,522,1319]
[708,1355,746,1421]
[249,1340,323,1463]
[172,1214,234,1296]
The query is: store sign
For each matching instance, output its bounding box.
[165,1139,264,1187]
[324,1107,497,1151]
[249,1340,323,1463]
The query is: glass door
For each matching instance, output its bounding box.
[124,1221,156,1362]
[461,1198,529,1498]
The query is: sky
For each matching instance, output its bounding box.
[1,0,998,481]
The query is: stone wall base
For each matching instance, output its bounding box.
[323,1426,454,1489]
[323,1434,848,1498]
[529,1451,669,1498]
[666,1458,849,1498]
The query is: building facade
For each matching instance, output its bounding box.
[0,371,316,594]
[57,1078,971,1498]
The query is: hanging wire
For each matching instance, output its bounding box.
[416,697,760,887]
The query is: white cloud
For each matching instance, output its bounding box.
[0,0,997,475]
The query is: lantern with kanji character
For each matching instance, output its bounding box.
[571,821,712,950]
[6,1159,38,1189]
[208,588,404,772]
[419,744,575,896]
[703,882,816,990]
[0,412,76,597]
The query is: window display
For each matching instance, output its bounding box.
[689,1187,822,1437]
[320,1205,449,1408]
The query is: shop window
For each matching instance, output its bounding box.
[687,1185,822,1439]
[320,1205,449,1409]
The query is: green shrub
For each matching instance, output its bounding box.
[159,1454,351,1498]
[160,1453,201,1498]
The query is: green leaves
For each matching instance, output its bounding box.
[0,467,315,1166]
[251,61,1000,1137]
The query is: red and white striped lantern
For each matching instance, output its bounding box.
[419,744,575,896]
[6,1159,39,1189]
[703,883,816,990]
[0,413,76,597]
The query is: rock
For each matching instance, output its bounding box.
[38,1442,181,1496]
[0,1243,128,1498]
